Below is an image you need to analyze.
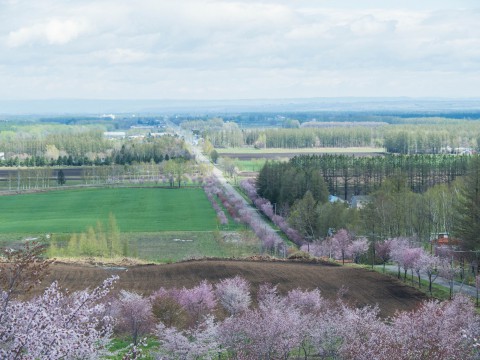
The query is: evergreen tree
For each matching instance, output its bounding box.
[57,170,66,186]
[210,150,219,164]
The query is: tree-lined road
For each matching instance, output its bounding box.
[380,264,477,298]
[170,121,283,249]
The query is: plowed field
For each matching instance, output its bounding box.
[40,260,426,317]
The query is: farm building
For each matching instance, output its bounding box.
[430,232,460,248]
[350,195,370,209]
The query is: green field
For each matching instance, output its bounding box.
[129,231,260,262]
[231,159,269,172]
[0,187,219,234]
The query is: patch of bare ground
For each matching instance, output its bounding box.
[36,259,426,317]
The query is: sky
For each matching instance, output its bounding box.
[1,0,479,100]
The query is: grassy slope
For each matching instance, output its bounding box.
[0,187,218,233]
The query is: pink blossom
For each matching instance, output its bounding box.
[348,237,369,263]
[215,276,251,316]
[157,316,220,359]
[332,229,352,264]
[0,276,117,359]
[113,290,155,345]
[177,281,217,326]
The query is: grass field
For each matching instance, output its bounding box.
[129,231,260,262]
[230,158,269,172]
[0,187,219,234]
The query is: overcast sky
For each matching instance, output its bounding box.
[1,0,479,100]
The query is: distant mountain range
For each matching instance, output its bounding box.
[1,98,480,115]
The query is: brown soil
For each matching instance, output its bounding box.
[38,259,426,317]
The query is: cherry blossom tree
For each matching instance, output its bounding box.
[439,256,458,299]
[0,242,53,314]
[150,289,188,329]
[388,295,479,360]
[415,251,440,293]
[0,277,117,359]
[156,316,220,360]
[332,229,352,264]
[240,178,303,247]
[405,247,423,286]
[285,288,324,314]
[0,243,117,359]
[390,237,412,279]
[113,290,155,345]
[348,237,369,264]
[375,239,393,273]
[176,281,217,327]
[393,247,422,283]
[215,276,251,316]
[216,211,228,226]
[219,284,305,359]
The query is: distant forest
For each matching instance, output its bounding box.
[172,110,480,127]
[181,117,480,154]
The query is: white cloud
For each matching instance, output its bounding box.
[349,14,396,36]
[7,19,88,47]
[0,0,480,99]
[94,48,150,64]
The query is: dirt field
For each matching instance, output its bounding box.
[39,260,426,317]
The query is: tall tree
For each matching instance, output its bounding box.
[288,191,318,250]
[57,169,66,186]
[454,156,480,250]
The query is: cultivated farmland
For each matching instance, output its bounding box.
[38,259,427,318]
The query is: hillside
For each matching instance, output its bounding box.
[40,259,427,318]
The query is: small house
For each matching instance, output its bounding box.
[350,195,370,209]
[430,232,460,248]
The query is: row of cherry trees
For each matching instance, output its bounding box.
[204,177,286,253]
[203,179,229,226]
[300,229,369,265]
[375,237,480,299]
[240,179,372,263]
[114,276,480,359]
[301,233,480,299]
[240,178,303,247]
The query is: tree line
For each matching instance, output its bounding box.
[2,159,209,191]
[181,117,480,153]
[0,124,190,167]
[0,137,189,167]
[259,154,469,202]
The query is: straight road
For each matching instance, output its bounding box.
[170,121,283,247]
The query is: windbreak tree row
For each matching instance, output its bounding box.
[0,128,190,167]
[182,117,480,152]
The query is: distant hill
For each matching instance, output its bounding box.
[1,97,480,116]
